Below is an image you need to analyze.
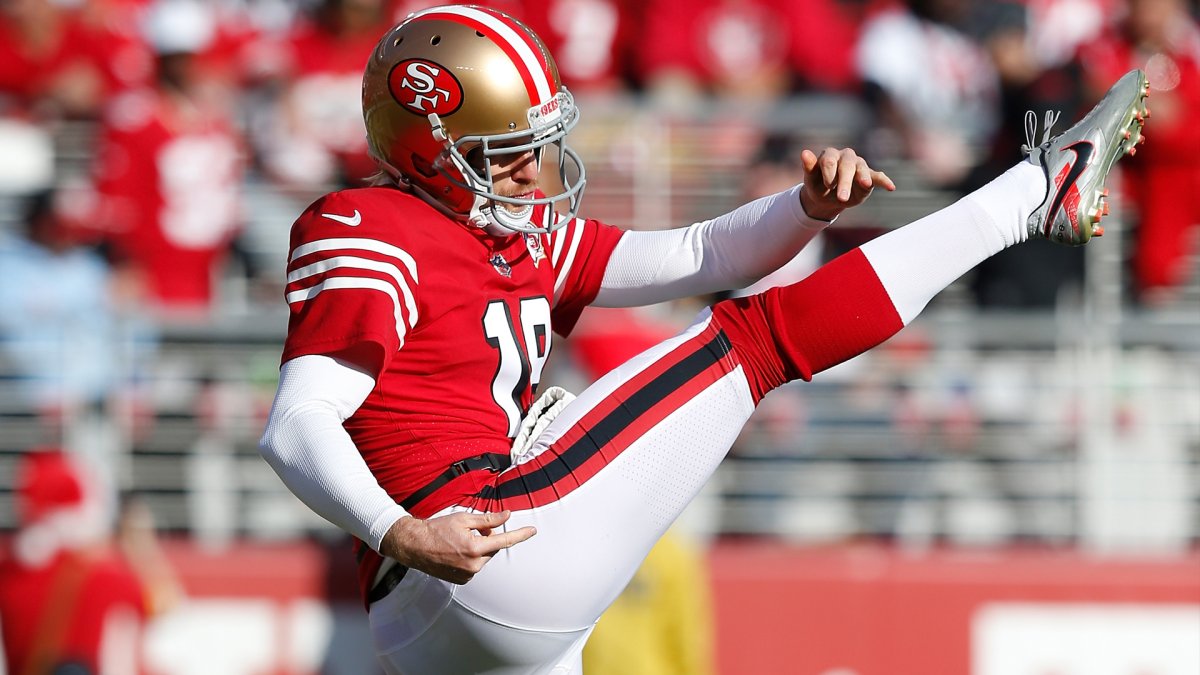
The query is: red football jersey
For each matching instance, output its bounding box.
[282,186,624,512]
[278,17,393,183]
[519,0,640,94]
[0,550,147,675]
[90,91,244,310]
[637,0,860,93]
[0,8,153,116]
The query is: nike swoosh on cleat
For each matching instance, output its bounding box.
[322,210,362,226]
[1045,142,1094,236]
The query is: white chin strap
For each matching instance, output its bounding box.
[468,195,538,237]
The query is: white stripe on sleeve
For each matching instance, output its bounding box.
[290,238,419,282]
[552,218,585,302]
[288,255,419,327]
[287,277,411,346]
[287,238,421,346]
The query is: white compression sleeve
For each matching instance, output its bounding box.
[593,185,830,307]
[258,354,409,552]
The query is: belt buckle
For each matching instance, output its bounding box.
[447,458,472,477]
[448,453,509,478]
[484,453,508,472]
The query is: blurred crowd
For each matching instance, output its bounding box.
[1,2,1196,668]
[0,0,1196,316]
[0,0,1193,434]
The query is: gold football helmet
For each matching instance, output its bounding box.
[362,4,586,234]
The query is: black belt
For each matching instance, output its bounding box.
[369,452,512,604]
[368,562,409,604]
[399,452,512,511]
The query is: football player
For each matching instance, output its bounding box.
[259,5,1148,672]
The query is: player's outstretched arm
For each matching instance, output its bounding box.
[798,147,896,221]
[592,147,895,309]
[380,511,537,585]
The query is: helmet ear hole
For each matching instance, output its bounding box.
[411,154,439,178]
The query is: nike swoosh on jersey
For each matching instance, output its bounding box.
[1045,141,1094,236]
[321,210,362,227]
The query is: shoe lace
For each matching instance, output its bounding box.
[1021,109,1062,155]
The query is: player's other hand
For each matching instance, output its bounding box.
[381,511,536,585]
[798,147,896,221]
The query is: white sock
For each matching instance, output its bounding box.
[963,161,1046,246]
[861,162,1046,324]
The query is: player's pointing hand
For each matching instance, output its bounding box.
[799,147,896,221]
[381,510,536,585]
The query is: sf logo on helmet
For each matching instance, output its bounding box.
[389,59,464,116]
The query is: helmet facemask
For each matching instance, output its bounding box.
[429,89,586,235]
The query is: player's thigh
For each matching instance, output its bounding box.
[370,575,593,675]
[458,310,755,629]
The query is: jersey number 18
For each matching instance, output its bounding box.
[482,297,552,437]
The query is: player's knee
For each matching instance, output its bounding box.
[710,294,795,403]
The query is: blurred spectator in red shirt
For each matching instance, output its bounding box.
[257,0,394,191]
[519,0,641,97]
[75,0,162,94]
[0,0,154,119]
[202,1,292,88]
[388,0,525,25]
[87,0,245,318]
[0,449,148,675]
[389,1,631,96]
[1079,0,1200,303]
[637,0,861,105]
[569,306,680,383]
[855,0,1000,189]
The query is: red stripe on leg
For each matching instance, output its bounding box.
[769,248,904,378]
[713,248,904,402]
